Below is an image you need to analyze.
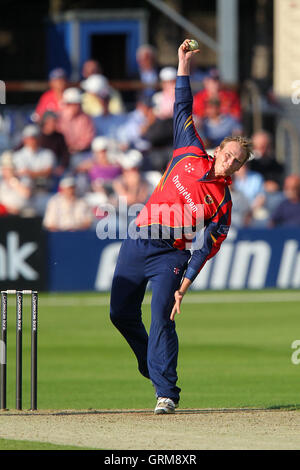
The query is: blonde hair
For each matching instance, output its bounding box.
[220,136,253,162]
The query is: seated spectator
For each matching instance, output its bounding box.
[43,176,92,231]
[113,150,150,206]
[57,87,95,167]
[152,67,177,119]
[270,174,300,227]
[140,98,173,172]
[116,95,153,152]
[0,151,32,216]
[84,179,110,223]
[81,137,122,221]
[81,74,124,117]
[136,44,159,98]
[250,130,285,187]
[200,98,243,148]
[193,68,241,121]
[81,78,126,138]
[233,163,265,208]
[117,95,173,171]
[34,68,68,122]
[251,179,285,227]
[81,59,102,79]
[230,183,252,228]
[78,136,122,185]
[263,180,285,213]
[13,124,56,186]
[39,111,70,176]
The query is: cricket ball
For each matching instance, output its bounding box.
[188,39,199,51]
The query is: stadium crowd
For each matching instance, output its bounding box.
[0,44,299,231]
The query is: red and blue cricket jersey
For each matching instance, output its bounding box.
[135,75,232,283]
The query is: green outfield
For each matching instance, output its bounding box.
[0,438,93,450]
[1,290,300,411]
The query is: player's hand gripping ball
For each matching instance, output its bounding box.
[188,39,199,51]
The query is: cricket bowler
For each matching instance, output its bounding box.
[110,39,253,414]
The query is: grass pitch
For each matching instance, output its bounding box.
[0,438,92,450]
[1,290,300,411]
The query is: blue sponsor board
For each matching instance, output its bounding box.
[47,231,121,292]
[192,227,300,290]
[0,217,46,291]
[46,227,300,292]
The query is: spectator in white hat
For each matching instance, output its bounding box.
[78,136,122,184]
[56,87,95,162]
[81,74,124,117]
[12,124,57,215]
[80,137,123,219]
[43,176,92,231]
[152,66,177,119]
[0,150,32,216]
[80,75,126,139]
[13,124,56,184]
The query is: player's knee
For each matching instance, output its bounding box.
[110,302,131,326]
[110,308,122,326]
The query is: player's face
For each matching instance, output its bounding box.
[214,141,246,177]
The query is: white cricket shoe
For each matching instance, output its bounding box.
[154,397,177,414]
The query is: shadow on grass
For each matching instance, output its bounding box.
[266,404,300,411]
[2,405,300,416]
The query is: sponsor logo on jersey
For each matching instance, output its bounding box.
[204,194,214,205]
[184,162,195,173]
[172,175,198,213]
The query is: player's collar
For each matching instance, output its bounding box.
[198,158,232,185]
